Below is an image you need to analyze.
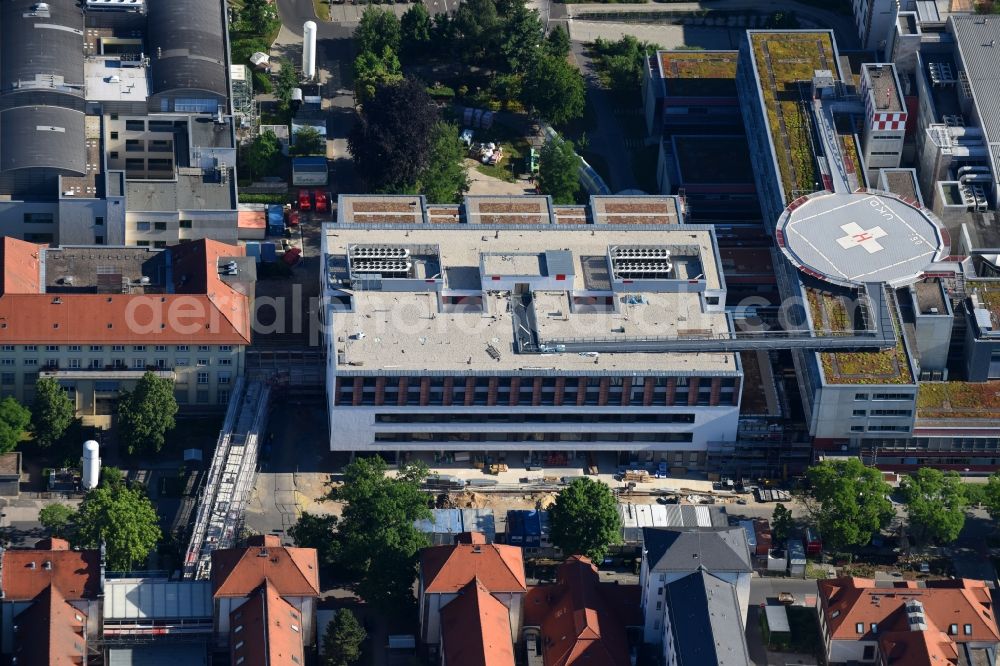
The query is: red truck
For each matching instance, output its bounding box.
[297,189,312,211]
[314,190,329,214]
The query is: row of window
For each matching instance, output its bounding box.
[854,392,914,401]
[851,409,913,418]
[0,370,229,385]
[134,220,194,231]
[372,432,695,443]
[374,413,697,424]
[0,345,232,352]
[1,358,230,369]
[850,425,911,433]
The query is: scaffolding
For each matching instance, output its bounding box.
[230,64,258,135]
[183,378,270,580]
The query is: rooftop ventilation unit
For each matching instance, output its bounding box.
[351,260,412,276]
[350,245,411,260]
[610,246,673,280]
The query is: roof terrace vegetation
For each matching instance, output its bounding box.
[819,295,913,385]
[751,32,836,201]
[970,281,1000,327]
[806,287,856,335]
[658,51,738,97]
[917,381,1000,420]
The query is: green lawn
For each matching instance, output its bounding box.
[473,137,529,183]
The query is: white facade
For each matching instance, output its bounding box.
[418,588,522,647]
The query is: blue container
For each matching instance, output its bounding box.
[261,242,277,263]
[245,242,261,264]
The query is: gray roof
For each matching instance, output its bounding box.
[776,191,946,288]
[107,644,209,666]
[147,0,228,98]
[664,570,751,666]
[103,578,212,620]
[642,526,752,573]
[952,15,1000,171]
[126,169,235,211]
[0,106,85,173]
[0,0,84,96]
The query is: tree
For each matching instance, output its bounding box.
[39,503,76,539]
[322,608,367,666]
[901,469,967,544]
[806,458,894,551]
[289,511,340,567]
[238,0,279,36]
[274,58,300,114]
[74,484,161,571]
[521,53,585,126]
[349,78,440,191]
[326,456,430,616]
[549,477,621,562]
[31,377,74,448]
[545,25,570,59]
[116,372,178,456]
[771,503,794,545]
[353,46,403,103]
[400,3,432,59]
[538,139,580,205]
[245,130,281,179]
[982,473,1000,519]
[355,6,401,57]
[417,122,469,204]
[452,0,500,65]
[498,0,544,73]
[0,397,30,454]
[99,466,127,491]
[291,126,326,156]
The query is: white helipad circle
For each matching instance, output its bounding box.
[776,191,947,288]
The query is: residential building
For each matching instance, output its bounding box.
[522,555,642,666]
[440,578,516,666]
[817,577,1000,664]
[851,0,898,52]
[418,532,526,652]
[0,237,252,421]
[638,526,752,652]
[0,0,240,247]
[0,538,103,663]
[662,569,751,665]
[323,195,741,468]
[210,535,320,651]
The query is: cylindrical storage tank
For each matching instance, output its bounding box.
[302,21,317,80]
[82,440,100,490]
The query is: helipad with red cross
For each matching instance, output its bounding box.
[775,191,949,288]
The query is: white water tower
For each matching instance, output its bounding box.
[82,440,100,490]
[302,21,317,80]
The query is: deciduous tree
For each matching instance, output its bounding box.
[417,122,469,204]
[538,138,580,204]
[324,456,430,616]
[0,397,30,454]
[322,608,367,666]
[289,511,340,567]
[806,458,894,551]
[521,53,585,126]
[245,129,281,178]
[901,468,967,544]
[31,377,74,448]
[291,126,326,156]
[498,0,544,73]
[39,503,76,539]
[274,58,300,114]
[348,78,440,191]
[116,372,178,456]
[771,503,794,545]
[400,3,432,59]
[355,7,401,57]
[353,46,403,103]
[549,477,621,562]
[74,484,161,571]
[545,25,570,59]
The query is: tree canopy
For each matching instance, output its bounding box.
[74,483,161,571]
[591,36,662,96]
[806,458,894,551]
[0,397,30,454]
[545,25,570,59]
[522,53,585,126]
[116,372,178,456]
[771,503,794,545]
[236,0,279,36]
[291,126,326,156]
[289,511,340,569]
[901,469,967,544]
[274,58,300,114]
[324,456,430,616]
[400,3,432,58]
[245,130,282,179]
[353,46,403,103]
[538,138,580,204]
[31,377,74,448]
[39,503,76,539]
[549,477,621,562]
[498,0,544,73]
[348,78,440,192]
[417,122,469,204]
[322,608,367,666]
[355,7,401,57]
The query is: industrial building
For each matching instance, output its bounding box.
[322,195,742,468]
[0,237,253,421]
[0,0,241,246]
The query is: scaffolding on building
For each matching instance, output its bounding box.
[230,64,258,135]
[182,378,270,580]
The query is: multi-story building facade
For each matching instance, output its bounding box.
[851,0,898,52]
[0,237,252,422]
[322,195,741,467]
[860,63,908,174]
[0,0,240,247]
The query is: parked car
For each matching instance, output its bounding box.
[297,189,312,211]
[314,190,329,213]
[778,592,795,605]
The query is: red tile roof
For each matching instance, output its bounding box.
[441,578,516,666]
[0,541,101,601]
[421,539,526,595]
[13,584,88,666]
[819,577,1000,645]
[238,210,267,229]
[879,626,959,666]
[211,537,320,598]
[523,557,639,666]
[230,581,305,666]
[0,239,251,345]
